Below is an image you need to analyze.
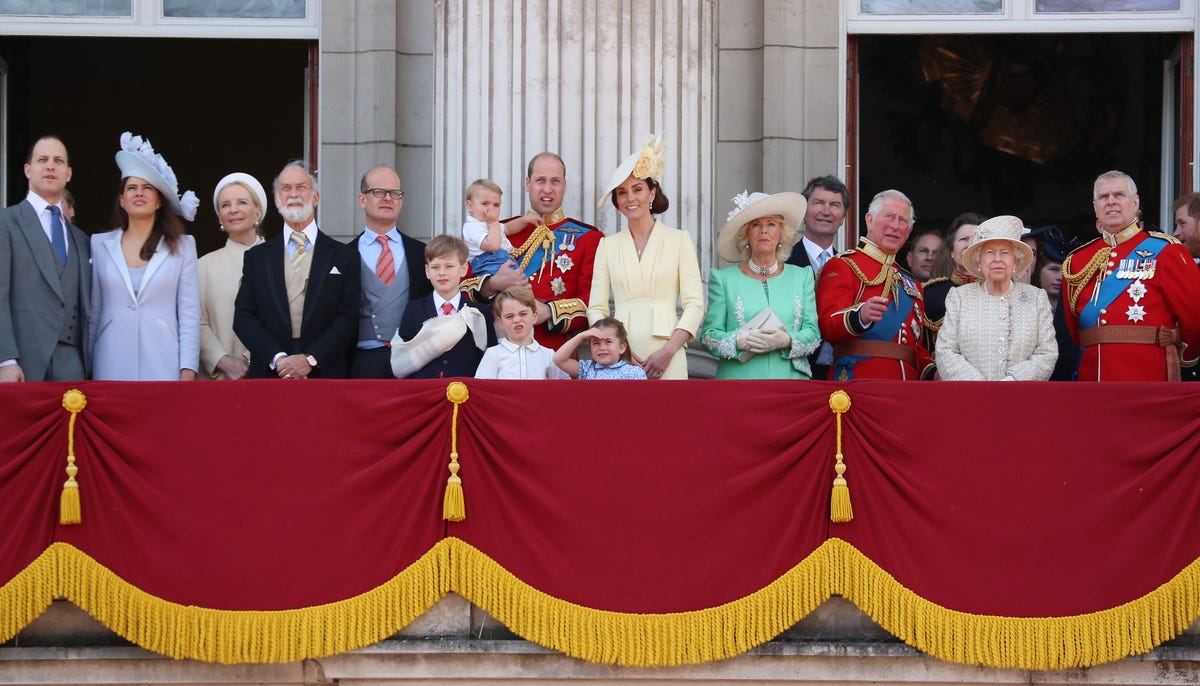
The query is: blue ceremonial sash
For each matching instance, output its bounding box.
[520,220,591,278]
[1079,236,1167,329]
[832,284,915,380]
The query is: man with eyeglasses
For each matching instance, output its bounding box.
[234,161,361,379]
[350,166,433,378]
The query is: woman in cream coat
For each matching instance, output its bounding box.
[89,132,200,381]
[936,215,1057,381]
[587,135,703,379]
[198,173,267,379]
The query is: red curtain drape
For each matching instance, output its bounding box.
[2,379,1199,667]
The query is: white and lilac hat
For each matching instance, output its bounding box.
[115,131,199,221]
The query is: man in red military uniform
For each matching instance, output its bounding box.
[1062,171,1200,381]
[461,152,601,349]
[816,189,935,380]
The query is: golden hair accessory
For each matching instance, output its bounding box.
[60,389,87,525]
[828,390,853,523]
[630,134,667,182]
[443,382,470,522]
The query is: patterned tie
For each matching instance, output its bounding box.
[815,249,831,275]
[441,302,454,316]
[289,231,308,270]
[375,235,395,286]
[49,205,67,266]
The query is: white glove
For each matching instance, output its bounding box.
[759,327,791,352]
[736,329,770,354]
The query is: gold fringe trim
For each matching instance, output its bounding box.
[445,537,833,667]
[5,540,1200,668]
[828,537,1200,670]
[0,546,60,645]
[0,542,447,664]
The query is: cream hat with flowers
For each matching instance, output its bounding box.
[962,215,1035,280]
[115,131,199,221]
[716,191,807,262]
[596,134,667,209]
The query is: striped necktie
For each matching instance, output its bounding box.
[376,235,395,285]
[289,231,308,270]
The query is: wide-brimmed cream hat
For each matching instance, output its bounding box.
[962,215,1035,280]
[716,191,807,262]
[596,134,667,209]
[115,131,199,221]
[212,172,268,218]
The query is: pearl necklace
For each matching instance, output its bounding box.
[748,258,779,276]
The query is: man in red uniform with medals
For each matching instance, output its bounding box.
[816,189,935,380]
[1062,171,1200,381]
[461,152,601,350]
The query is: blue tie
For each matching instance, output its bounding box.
[49,205,67,266]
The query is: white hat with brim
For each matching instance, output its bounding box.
[212,172,268,219]
[115,131,199,221]
[716,191,808,262]
[962,214,1035,280]
[596,134,667,209]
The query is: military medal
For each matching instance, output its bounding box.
[554,253,575,273]
[1127,280,1146,303]
[550,276,566,296]
[1126,304,1146,323]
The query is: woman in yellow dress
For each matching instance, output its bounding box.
[587,135,704,380]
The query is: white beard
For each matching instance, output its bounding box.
[278,201,314,225]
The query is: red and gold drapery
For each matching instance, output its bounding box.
[2,380,1199,669]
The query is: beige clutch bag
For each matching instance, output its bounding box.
[736,308,784,363]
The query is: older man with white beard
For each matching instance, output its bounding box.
[234,161,361,378]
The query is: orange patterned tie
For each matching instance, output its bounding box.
[376,235,395,286]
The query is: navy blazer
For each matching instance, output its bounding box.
[397,297,495,379]
[234,230,361,378]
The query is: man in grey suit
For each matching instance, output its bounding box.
[0,135,91,382]
[351,165,432,378]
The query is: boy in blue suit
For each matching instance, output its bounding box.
[395,235,495,378]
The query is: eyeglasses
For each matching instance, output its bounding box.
[365,188,404,200]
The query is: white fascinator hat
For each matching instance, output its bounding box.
[115,131,199,221]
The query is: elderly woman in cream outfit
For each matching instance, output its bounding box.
[936,215,1057,381]
[197,173,267,379]
[587,135,704,379]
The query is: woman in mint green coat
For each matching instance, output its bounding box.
[700,191,820,379]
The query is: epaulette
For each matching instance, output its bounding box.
[1148,231,1181,244]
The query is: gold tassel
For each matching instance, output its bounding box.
[828,390,853,523]
[443,382,470,522]
[60,389,87,525]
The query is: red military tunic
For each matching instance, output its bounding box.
[1062,223,1200,381]
[462,210,601,350]
[816,240,934,380]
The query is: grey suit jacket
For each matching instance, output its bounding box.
[0,198,91,380]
